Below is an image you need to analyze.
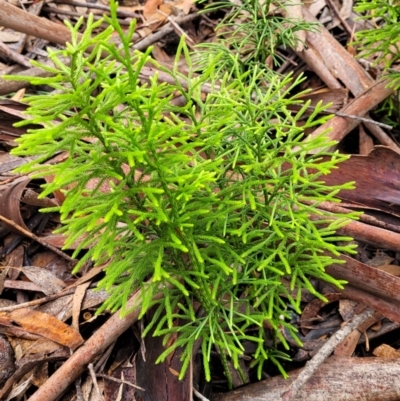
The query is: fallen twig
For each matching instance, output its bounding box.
[194,388,211,401]
[278,307,376,401]
[0,40,32,68]
[52,0,141,19]
[42,6,131,25]
[132,12,201,51]
[301,79,395,151]
[0,287,81,312]
[319,107,392,130]
[96,373,145,391]
[0,214,76,263]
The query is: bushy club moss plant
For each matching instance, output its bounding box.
[8,1,357,386]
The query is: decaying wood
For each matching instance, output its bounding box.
[327,256,400,307]
[322,147,400,214]
[0,0,73,46]
[338,285,400,326]
[213,357,400,401]
[302,7,374,95]
[337,219,400,251]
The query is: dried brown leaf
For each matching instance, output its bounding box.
[143,0,163,19]
[0,178,32,232]
[72,281,92,332]
[39,288,109,322]
[0,308,83,349]
[173,0,194,14]
[19,265,66,296]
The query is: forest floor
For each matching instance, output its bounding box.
[1,0,400,400]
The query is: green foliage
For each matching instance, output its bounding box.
[197,0,318,71]
[355,0,400,82]
[355,0,400,69]
[354,0,400,127]
[9,1,356,386]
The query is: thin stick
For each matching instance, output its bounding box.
[88,363,104,401]
[42,6,131,25]
[132,13,200,51]
[325,0,353,37]
[312,105,393,130]
[327,110,392,129]
[278,307,376,401]
[0,286,81,312]
[52,0,141,19]
[158,9,196,48]
[75,378,85,401]
[0,214,76,264]
[193,388,210,401]
[96,373,145,391]
[0,40,32,68]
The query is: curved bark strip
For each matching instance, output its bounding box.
[0,0,73,46]
[214,357,400,401]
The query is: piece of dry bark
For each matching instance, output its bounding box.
[302,6,374,96]
[298,6,399,152]
[0,40,31,68]
[0,0,74,46]
[314,200,400,234]
[322,147,400,214]
[330,288,400,331]
[328,255,400,306]
[213,357,400,401]
[0,66,54,96]
[337,219,400,251]
[134,316,191,401]
[309,205,400,253]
